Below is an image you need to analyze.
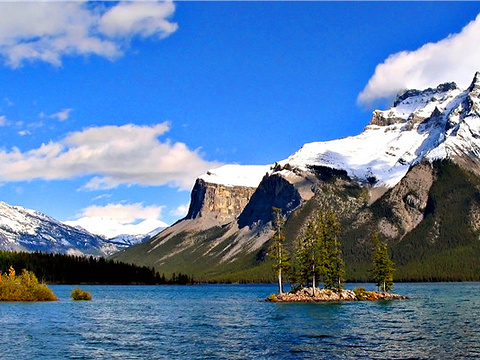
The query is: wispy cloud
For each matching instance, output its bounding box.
[92,193,112,202]
[358,13,480,106]
[18,130,31,136]
[0,115,7,127]
[0,122,221,190]
[170,203,189,218]
[41,108,73,122]
[0,1,178,68]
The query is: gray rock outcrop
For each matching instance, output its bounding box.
[185,178,259,224]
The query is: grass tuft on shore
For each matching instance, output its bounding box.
[0,266,57,301]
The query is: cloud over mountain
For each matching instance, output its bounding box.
[358,12,480,106]
[65,202,168,239]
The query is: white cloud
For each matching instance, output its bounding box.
[64,202,169,238]
[0,122,221,190]
[358,13,480,106]
[0,115,7,126]
[171,203,189,218]
[81,202,164,224]
[99,1,178,38]
[42,108,73,121]
[0,1,177,68]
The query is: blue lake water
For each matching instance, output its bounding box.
[1,283,479,359]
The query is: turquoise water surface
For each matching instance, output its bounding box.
[1,283,479,359]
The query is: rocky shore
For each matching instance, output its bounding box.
[266,287,408,302]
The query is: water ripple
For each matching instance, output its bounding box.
[1,283,480,359]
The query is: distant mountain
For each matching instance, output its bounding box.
[0,201,119,256]
[107,226,166,247]
[115,72,480,282]
[0,201,165,257]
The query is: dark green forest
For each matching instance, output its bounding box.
[0,251,193,285]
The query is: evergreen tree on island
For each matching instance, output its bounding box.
[318,211,344,290]
[268,207,290,295]
[294,211,345,291]
[371,233,395,293]
[294,220,321,289]
[267,215,407,302]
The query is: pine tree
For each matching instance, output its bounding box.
[294,211,345,291]
[318,212,344,291]
[371,233,395,293]
[268,207,290,295]
[294,221,321,288]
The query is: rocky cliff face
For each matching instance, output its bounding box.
[238,171,309,228]
[365,162,435,239]
[185,178,258,224]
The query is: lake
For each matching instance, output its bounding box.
[0,283,479,359]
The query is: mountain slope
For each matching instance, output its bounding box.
[339,159,480,281]
[114,72,480,282]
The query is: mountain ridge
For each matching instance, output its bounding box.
[113,71,480,282]
[0,201,159,257]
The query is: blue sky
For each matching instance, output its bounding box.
[1,1,480,237]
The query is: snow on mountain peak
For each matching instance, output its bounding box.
[193,72,480,193]
[393,82,458,108]
[469,71,480,90]
[278,72,480,189]
[0,201,120,256]
[199,164,272,187]
[0,201,53,238]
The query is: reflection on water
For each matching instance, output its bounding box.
[0,283,480,359]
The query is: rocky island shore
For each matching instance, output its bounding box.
[267,287,408,302]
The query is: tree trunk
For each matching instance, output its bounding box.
[278,267,283,295]
[312,263,316,290]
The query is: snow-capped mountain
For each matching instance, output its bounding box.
[192,71,480,197]
[115,71,480,282]
[0,201,122,256]
[107,225,167,247]
[278,73,480,188]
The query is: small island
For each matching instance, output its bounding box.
[267,286,407,302]
[71,288,92,301]
[267,209,407,302]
